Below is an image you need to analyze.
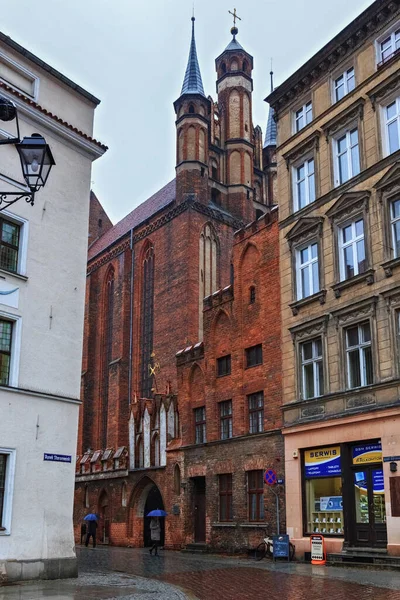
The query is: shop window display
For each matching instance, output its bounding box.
[305,477,343,535]
[304,445,343,535]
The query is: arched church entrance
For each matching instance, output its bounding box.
[98,490,110,544]
[127,477,165,547]
[143,484,165,547]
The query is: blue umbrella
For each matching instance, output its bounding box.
[84,513,98,521]
[147,509,168,517]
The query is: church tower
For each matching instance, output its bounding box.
[215,18,255,222]
[174,17,211,204]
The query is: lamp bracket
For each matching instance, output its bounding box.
[0,191,34,211]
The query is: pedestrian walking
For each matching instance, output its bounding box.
[80,522,87,545]
[84,515,98,548]
[149,517,161,556]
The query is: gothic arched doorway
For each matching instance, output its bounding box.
[143,485,165,547]
[98,490,110,544]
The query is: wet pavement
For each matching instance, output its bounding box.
[2,546,400,599]
[78,546,400,599]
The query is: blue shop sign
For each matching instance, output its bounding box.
[305,446,341,478]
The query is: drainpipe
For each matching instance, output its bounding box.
[128,230,135,405]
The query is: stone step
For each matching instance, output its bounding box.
[181,543,208,554]
[327,552,400,570]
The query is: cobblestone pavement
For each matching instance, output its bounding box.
[77,546,400,600]
[0,570,186,600]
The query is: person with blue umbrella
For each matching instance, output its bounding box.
[84,513,98,548]
[147,509,167,556]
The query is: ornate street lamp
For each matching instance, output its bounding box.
[0,95,55,211]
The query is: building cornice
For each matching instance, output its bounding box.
[87,196,245,275]
[266,0,400,115]
[0,82,107,159]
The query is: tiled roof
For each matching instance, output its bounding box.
[181,18,205,97]
[88,179,176,261]
[224,37,244,52]
[0,81,107,150]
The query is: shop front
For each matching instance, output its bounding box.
[284,410,400,558]
[304,441,386,548]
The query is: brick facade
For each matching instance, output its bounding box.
[74,22,279,552]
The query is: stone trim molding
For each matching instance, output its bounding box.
[330,294,378,327]
[322,97,365,141]
[267,1,400,115]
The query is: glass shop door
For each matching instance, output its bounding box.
[352,466,387,547]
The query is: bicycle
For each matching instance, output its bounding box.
[254,529,295,561]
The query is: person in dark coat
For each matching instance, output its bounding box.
[80,522,87,545]
[85,517,98,548]
[149,517,161,556]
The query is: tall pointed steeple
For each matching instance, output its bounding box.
[264,68,277,147]
[181,17,205,97]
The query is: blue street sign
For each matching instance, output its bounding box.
[44,453,71,463]
[277,478,284,485]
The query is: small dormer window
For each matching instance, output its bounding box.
[189,104,195,114]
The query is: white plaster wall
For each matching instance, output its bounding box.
[160,404,167,467]
[1,46,96,135]
[0,39,103,572]
[0,388,79,561]
[143,409,150,469]
[167,403,175,438]
[0,116,93,400]
[129,413,135,470]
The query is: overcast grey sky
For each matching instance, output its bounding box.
[3,0,374,223]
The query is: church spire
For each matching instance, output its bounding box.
[264,67,277,147]
[180,17,205,97]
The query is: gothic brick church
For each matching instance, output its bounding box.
[74,17,282,553]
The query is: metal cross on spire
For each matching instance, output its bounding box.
[228,8,241,27]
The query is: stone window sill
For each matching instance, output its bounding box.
[331,269,375,298]
[382,257,400,278]
[0,267,28,281]
[239,522,267,529]
[289,289,326,315]
[212,522,236,528]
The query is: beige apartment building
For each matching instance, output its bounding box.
[268,0,400,559]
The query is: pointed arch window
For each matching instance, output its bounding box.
[152,434,160,467]
[199,224,219,339]
[136,437,144,469]
[101,267,114,449]
[140,245,155,398]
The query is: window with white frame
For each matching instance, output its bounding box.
[384,97,400,155]
[296,242,319,300]
[0,448,16,534]
[295,101,312,132]
[300,338,324,399]
[0,319,13,386]
[339,218,366,281]
[345,322,373,389]
[378,27,400,65]
[334,128,360,186]
[390,198,400,258]
[294,158,315,210]
[334,68,355,103]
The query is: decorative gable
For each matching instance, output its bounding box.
[286,217,324,248]
[374,162,400,195]
[326,190,370,223]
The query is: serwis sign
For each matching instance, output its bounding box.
[304,446,341,478]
